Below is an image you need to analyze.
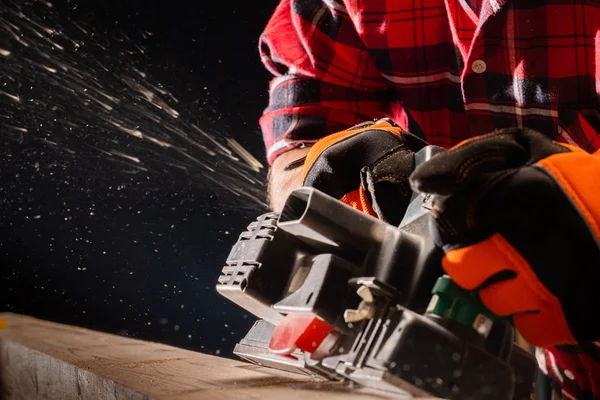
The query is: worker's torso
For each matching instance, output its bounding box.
[347,0,600,152]
[344,0,600,397]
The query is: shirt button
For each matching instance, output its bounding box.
[564,369,575,380]
[472,59,487,74]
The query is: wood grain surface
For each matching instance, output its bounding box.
[0,313,435,400]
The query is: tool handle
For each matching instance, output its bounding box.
[426,275,513,337]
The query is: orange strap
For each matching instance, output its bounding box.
[443,233,576,347]
[339,185,377,218]
[538,150,600,244]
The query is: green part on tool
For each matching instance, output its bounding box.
[426,275,498,332]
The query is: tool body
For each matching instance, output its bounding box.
[216,146,538,399]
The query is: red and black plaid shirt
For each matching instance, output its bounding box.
[258,0,600,398]
[259,0,600,165]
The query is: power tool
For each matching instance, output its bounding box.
[215,145,538,399]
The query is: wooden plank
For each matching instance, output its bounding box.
[0,313,434,400]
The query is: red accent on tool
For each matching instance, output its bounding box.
[268,313,333,356]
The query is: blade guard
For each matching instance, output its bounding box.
[268,314,333,356]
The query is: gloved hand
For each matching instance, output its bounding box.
[297,118,428,226]
[409,127,600,347]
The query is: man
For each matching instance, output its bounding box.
[257,0,600,398]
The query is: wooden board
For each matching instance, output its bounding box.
[0,313,436,400]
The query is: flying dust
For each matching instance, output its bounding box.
[0,1,268,210]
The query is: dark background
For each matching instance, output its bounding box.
[1,0,280,356]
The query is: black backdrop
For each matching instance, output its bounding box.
[1,0,280,357]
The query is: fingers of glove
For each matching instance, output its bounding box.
[428,161,563,243]
[512,310,576,348]
[409,128,570,195]
[429,178,507,241]
[301,122,407,199]
[360,147,421,225]
[409,130,527,195]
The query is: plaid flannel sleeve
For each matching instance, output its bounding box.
[258,0,392,165]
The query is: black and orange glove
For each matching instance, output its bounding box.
[409,127,600,348]
[297,118,428,226]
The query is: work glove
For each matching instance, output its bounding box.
[297,118,428,226]
[408,127,600,348]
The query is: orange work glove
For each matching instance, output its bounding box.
[409,127,600,348]
[298,118,428,226]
